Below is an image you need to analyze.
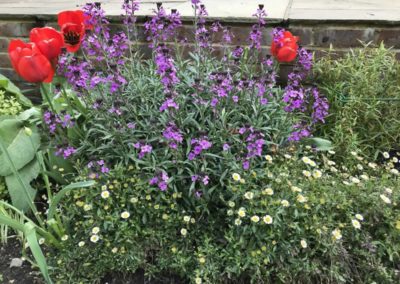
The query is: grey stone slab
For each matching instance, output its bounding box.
[0,0,290,22]
[289,0,400,21]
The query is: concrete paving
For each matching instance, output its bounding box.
[0,0,399,22]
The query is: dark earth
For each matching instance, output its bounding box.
[0,238,42,284]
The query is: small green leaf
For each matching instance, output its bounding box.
[302,137,334,151]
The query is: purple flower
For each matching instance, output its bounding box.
[163,123,183,149]
[249,5,267,50]
[127,122,136,129]
[223,143,230,151]
[101,166,110,173]
[232,46,244,59]
[160,98,179,112]
[202,175,209,185]
[188,137,212,160]
[55,146,77,159]
[149,171,169,191]
[139,144,153,159]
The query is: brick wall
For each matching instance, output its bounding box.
[1,16,400,92]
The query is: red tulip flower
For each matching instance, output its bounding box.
[271,31,299,63]
[58,10,87,52]
[8,40,54,83]
[30,27,64,62]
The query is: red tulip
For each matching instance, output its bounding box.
[271,31,299,63]
[8,40,54,83]
[58,10,87,52]
[30,27,64,62]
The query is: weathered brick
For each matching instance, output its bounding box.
[0,21,39,37]
[377,29,400,49]
[313,27,376,48]
[211,24,273,46]
[0,67,21,82]
[0,37,10,51]
[0,53,11,68]
[288,26,313,46]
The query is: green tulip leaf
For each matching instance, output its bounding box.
[5,159,40,211]
[0,119,40,176]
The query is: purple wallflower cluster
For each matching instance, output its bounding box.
[163,123,183,149]
[188,137,212,160]
[55,145,77,159]
[133,142,153,159]
[282,47,329,140]
[191,174,210,185]
[58,3,128,95]
[149,171,169,191]
[155,45,180,91]
[192,1,210,49]
[249,5,267,50]
[209,72,234,106]
[88,159,110,177]
[288,123,311,142]
[122,0,139,28]
[43,110,74,134]
[311,87,329,123]
[232,46,244,59]
[239,126,265,170]
[144,4,182,48]
[57,57,90,93]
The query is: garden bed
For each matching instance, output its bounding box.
[0,0,399,283]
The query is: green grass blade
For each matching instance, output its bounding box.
[47,180,95,220]
[24,222,53,284]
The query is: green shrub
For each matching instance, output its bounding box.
[50,148,400,283]
[314,44,400,160]
[0,89,22,116]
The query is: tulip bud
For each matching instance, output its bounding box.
[24,127,32,137]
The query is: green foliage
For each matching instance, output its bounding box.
[0,178,6,200]
[314,43,400,160]
[0,73,32,108]
[50,149,400,283]
[0,110,41,211]
[0,89,22,116]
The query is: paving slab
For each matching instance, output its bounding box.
[0,0,290,23]
[288,0,400,22]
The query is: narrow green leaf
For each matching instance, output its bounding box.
[47,180,95,220]
[24,222,53,284]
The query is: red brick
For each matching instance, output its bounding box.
[0,21,39,37]
[313,27,376,48]
[0,37,10,51]
[288,26,313,46]
[0,67,21,82]
[377,29,400,49]
[0,53,11,68]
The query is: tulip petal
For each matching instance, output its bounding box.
[30,27,64,60]
[277,46,298,63]
[58,10,84,28]
[17,53,53,83]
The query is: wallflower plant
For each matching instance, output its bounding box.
[40,0,329,204]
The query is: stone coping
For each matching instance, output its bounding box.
[0,0,399,25]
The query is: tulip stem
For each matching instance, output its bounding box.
[40,83,56,113]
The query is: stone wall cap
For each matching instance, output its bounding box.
[0,0,399,24]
